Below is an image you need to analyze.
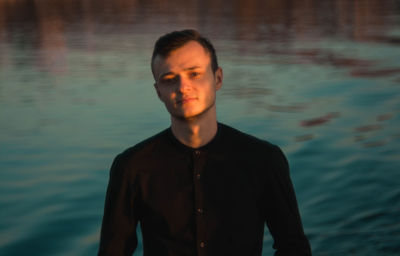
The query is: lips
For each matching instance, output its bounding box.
[178,97,197,104]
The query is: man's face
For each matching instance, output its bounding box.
[153,41,223,120]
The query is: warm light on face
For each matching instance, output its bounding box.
[152,41,223,120]
[157,66,206,87]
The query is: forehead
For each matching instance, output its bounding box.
[153,41,211,78]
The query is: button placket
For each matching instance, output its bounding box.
[192,149,206,254]
[193,150,201,180]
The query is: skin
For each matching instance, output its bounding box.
[153,40,223,148]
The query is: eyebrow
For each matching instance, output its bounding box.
[158,66,202,80]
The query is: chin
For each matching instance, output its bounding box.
[171,110,203,121]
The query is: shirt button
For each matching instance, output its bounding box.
[194,150,200,156]
[197,208,203,214]
[200,241,205,248]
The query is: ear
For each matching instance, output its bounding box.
[214,67,223,91]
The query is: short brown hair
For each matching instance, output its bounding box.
[151,29,219,77]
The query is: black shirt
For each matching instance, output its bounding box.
[98,123,311,256]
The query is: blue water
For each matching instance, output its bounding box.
[1,0,400,255]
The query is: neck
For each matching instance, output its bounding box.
[170,108,218,149]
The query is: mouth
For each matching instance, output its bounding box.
[178,97,197,104]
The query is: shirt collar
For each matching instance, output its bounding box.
[167,123,223,153]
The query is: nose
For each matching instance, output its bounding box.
[177,75,191,93]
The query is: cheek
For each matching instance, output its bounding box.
[169,92,177,100]
[165,93,178,106]
[159,88,175,100]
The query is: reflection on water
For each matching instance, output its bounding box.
[1,0,400,255]
[1,0,400,72]
[300,112,340,127]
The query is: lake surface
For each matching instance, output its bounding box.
[1,0,400,255]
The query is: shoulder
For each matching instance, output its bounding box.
[219,123,279,151]
[219,123,288,166]
[112,128,170,168]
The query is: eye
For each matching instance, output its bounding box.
[189,71,201,78]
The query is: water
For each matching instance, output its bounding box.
[1,0,400,255]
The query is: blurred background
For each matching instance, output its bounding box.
[1,0,400,255]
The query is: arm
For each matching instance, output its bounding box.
[265,146,311,256]
[98,154,140,256]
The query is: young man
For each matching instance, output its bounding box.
[98,29,311,256]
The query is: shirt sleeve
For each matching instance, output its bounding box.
[98,154,140,256]
[265,146,312,256]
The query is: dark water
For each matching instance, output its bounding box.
[1,0,400,255]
